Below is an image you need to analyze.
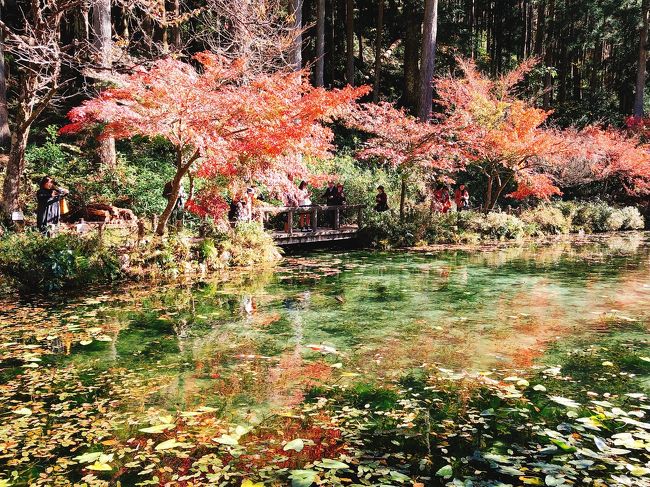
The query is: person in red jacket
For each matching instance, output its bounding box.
[454,184,470,211]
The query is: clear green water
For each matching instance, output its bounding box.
[4,234,650,413]
[2,233,650,485]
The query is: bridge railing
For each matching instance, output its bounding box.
[258,204,366,235]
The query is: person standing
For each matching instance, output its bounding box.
[36,176,68,235]
[332,183,346,227]
[455,184,470,211]
[323,180,337,227]
[440,186,451,213]
[297,181,312,231]
[375,186,389,212]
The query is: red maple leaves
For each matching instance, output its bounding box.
[62,52,368,223]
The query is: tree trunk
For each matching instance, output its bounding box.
[483,173,493,211]
[315,0,325,86]
[92,0,116,168]
[156,148,200,235]
[172,0,181,49]
[1,107,31,219]
[543,0,555,109]
[634,0,650,116]
[345,0,354,84]
[0,8,10,149]
[372,0,384,102]
[417,0,438,121]
[289,0,303,71]
[533,0,545,57]
[403,1,422,113]
[399,175,406,221]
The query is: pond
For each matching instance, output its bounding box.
[2,233,650,486]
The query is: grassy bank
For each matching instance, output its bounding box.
[360,200,645,249]
[0,222,281,293]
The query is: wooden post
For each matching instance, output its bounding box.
[97,222,105,245]
[151,214,158,234]
[288,209,294,235]
[311,207,318,231]
[334,207,340,230]
[357,206,363,229]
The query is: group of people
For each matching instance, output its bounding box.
[432,184,470,213]
[294,180,347,231]
[34,173,469,236]
[228,187,257,223]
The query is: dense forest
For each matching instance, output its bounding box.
[1,0,649,223]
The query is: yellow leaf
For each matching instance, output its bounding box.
[519,477,544,485]
[241,480,264,487]
[87,461,112,471]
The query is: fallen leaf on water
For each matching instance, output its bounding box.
[283,438,305,452]
[139,423,175,434]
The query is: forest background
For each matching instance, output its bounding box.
[1,0,649,231]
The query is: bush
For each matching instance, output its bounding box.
[572,201,613,232]
[569,201,645,232]
[220,222,282,267]
[0,232,121,292]
[619,206,645,230]
[520,205,571,235]
[478,212,526,240]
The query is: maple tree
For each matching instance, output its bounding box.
[61,52,367,234]
[435,58,570,210]
[565,124,650,196]
[344,101,458,219]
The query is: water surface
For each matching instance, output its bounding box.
[2,233,650,485]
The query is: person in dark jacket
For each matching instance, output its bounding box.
[375,186,389,212]
[322,181,337,228]
[332,183,346,206]
[36,176,68,235]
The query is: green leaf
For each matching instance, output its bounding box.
[389,470,411,482]
[74,452,102,463]
[214,434,239,446]
[87,461,112,471]
[435,465,453,478]
[548,395,581,408]
[283,438,305,452]
[550,438,577,453]
[289,470,318,487]
[155,438,188,451]
[315,459,349,470]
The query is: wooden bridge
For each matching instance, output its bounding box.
[259,204,366,246]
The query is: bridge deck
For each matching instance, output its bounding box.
[271,225,360,245]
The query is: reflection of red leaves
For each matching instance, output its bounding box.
[229,415,345,470]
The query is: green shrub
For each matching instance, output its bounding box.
[571,201,613,232]
[520,205,571,235]
[604,209,626,231]
[568,201,644,232]
[220,222,282,267]
[0,232,121,292]
[619,206,645,230]
[478,212,526,240]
